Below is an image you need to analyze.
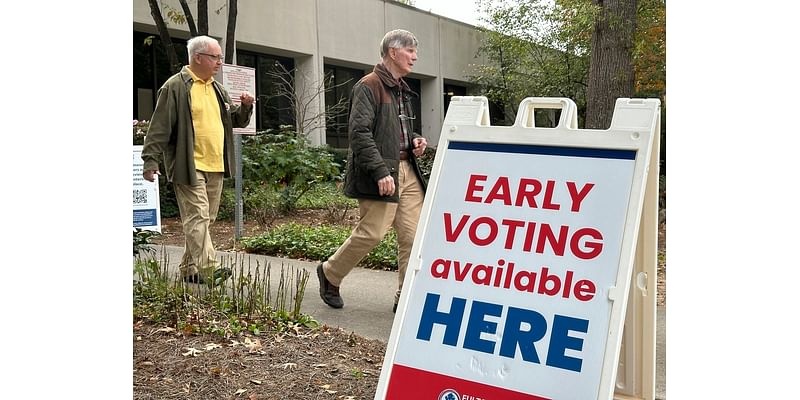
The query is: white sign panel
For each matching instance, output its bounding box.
[133,145,161,232]
[376,97,659,400]
[216,64,257,134]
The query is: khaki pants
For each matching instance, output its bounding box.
[323,161,424,303]
[174,170,224,278]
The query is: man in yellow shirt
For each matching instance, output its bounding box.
[141,36,254,285]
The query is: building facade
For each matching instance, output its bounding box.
[133,0,493,148]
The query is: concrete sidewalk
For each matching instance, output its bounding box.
[149,245,665,399]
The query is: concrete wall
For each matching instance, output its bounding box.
[133,0,485,145]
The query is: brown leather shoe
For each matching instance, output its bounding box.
[317,263,343,308]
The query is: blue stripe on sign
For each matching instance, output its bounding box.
[448,141,636,160]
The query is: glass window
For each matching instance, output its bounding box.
[237,51,295,131]
[323,65,365,148]
[133,31,188,120]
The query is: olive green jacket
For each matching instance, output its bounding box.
[344,63,427,202]
[141,66,253,185]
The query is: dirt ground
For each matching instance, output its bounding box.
[138,213,666,399]
[134,321,386,400]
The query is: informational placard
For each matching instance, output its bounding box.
[216,64,256,134]
[133,145,161,232]
[376,97,660,400]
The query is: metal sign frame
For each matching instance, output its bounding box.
[375,97,661,400]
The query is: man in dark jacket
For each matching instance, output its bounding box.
[141,35,254,285]
[317,29,428,312]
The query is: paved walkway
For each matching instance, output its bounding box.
[149,245,665,399]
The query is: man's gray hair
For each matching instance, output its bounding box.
[186,35,219,58]
[380,29,418,58]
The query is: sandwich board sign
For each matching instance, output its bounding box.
[375,97,661,400]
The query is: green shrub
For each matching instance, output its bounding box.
[133,228,161,256]
[327,147,349,172]
[240,223,398,270]
[217,185,237,221]
[217,182,356,225]
[242,127,342,213]
[295,182,357,224]
[243,183,283,225]
[416,146,437,182]
[157,178,179,218]
[295,182,357,209]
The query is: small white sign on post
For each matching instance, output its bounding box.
[376,97,660,400]
[133,145,161,232]
[216,64,257,135]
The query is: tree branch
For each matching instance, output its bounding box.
[147,0,181,74]
[178,0,198,37]
[198,0,208,35]
[225,0,237,64]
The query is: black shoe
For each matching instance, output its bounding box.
[183,268,232,286]
[393,303,398,313]
[317,263,343,308]
[183,273,205,284]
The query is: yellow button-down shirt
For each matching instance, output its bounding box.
[187,67,224,172]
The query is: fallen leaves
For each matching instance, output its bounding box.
[182,341,225,357]
[204,343,222,351]
[320,384,337,394]
[182,347,203,357]
[244,337,264,354]
[134,320,386,399]
[229,337,265,354]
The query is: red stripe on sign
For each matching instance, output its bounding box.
[385,364,551,400]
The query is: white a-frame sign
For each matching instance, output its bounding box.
[376,97,661,400]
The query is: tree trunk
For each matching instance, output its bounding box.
[178,0,198,37]
[147,0,181,74]
[198,0,209,35]
[585,0,637,129]
[225,0,238,64]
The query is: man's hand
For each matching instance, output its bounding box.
[412,137,427,157]
[240,91,255,106]
[377,175,395,196]
[143,169,161,182]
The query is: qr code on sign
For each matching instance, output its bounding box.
[133,189,148,204]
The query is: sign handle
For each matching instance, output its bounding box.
[514,97,579,129]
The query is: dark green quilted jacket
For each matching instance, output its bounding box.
[343,63,427,202]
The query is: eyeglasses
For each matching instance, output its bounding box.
[198,53,224,61]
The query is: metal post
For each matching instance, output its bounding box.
[224,13,243,241]
[234,134,243,240]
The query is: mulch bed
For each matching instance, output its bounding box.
[134,321,385,400]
